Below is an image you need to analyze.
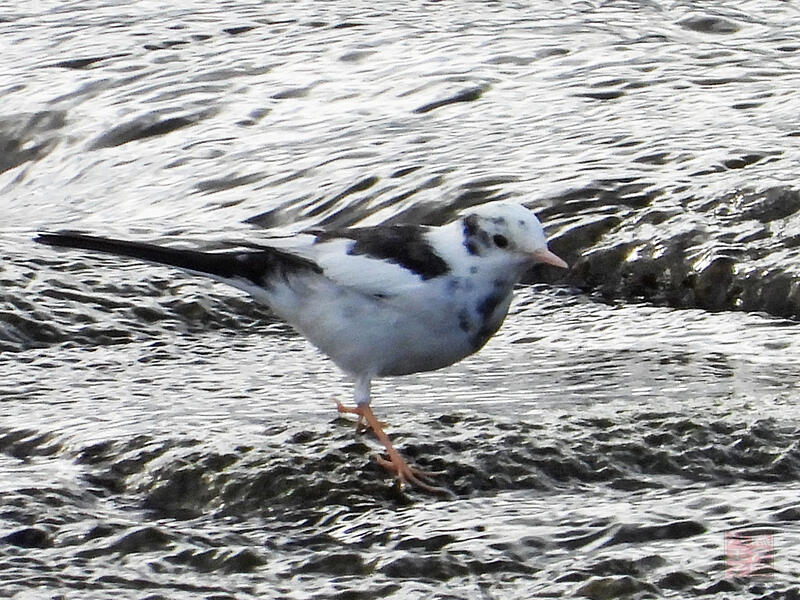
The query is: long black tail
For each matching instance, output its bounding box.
[34,232,321,285]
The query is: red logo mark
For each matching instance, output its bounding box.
[724,530,774,579]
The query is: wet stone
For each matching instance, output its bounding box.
[108,526,171,555]
[575,575,658,600]
[604,520,707,546]
[3,527,52,549]
[380,554,471,580]
[658,570,701,590]
[298,552,373,576]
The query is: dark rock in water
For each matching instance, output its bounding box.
[657,570,701,590]
[695,577,739,594]
[298,551,374,576]
[3,527,52,549]
[603,520,707,546]
[736,187,800,223]
[576,575,659,600]
[677,15,741,34]
[108,526,171,555]
[0,111,65,174]
[773,507,800,521]
[166,547,265,573]
[380,554,472,579]
[556,186,800,320]
[686,256,737,311]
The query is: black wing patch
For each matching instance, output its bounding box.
[313,225,450,280]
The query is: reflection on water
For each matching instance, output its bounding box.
[4,0,800,597]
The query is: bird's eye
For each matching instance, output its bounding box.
[493,234,508,248]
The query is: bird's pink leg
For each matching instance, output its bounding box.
[338,402,449,494]
[336,401,370,431]
[337,401,386,431]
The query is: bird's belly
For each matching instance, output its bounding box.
[308,299,478,377]
[262,274,513,379]
[371,288,514,376]
[371,321,477,376]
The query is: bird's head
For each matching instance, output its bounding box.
[459,201,568,269]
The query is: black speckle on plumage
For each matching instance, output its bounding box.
[462,214,493,256]
[465,293,500,350]
[477,292,503,320]
[457,309,471,333]
[468,276,513,351]
[463,215,481,255]
[463,214,480,236]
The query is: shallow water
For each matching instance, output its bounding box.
[3,1,800,598]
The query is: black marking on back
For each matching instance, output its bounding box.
[314,225,449,280]
[34,232,322,285]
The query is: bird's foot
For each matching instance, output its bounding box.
[337,401,451,495]
[376,453,451,496]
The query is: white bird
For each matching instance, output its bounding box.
[35,201,567,493]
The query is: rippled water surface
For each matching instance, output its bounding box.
[4,1,800,598]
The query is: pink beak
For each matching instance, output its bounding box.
[530,248,568,269]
